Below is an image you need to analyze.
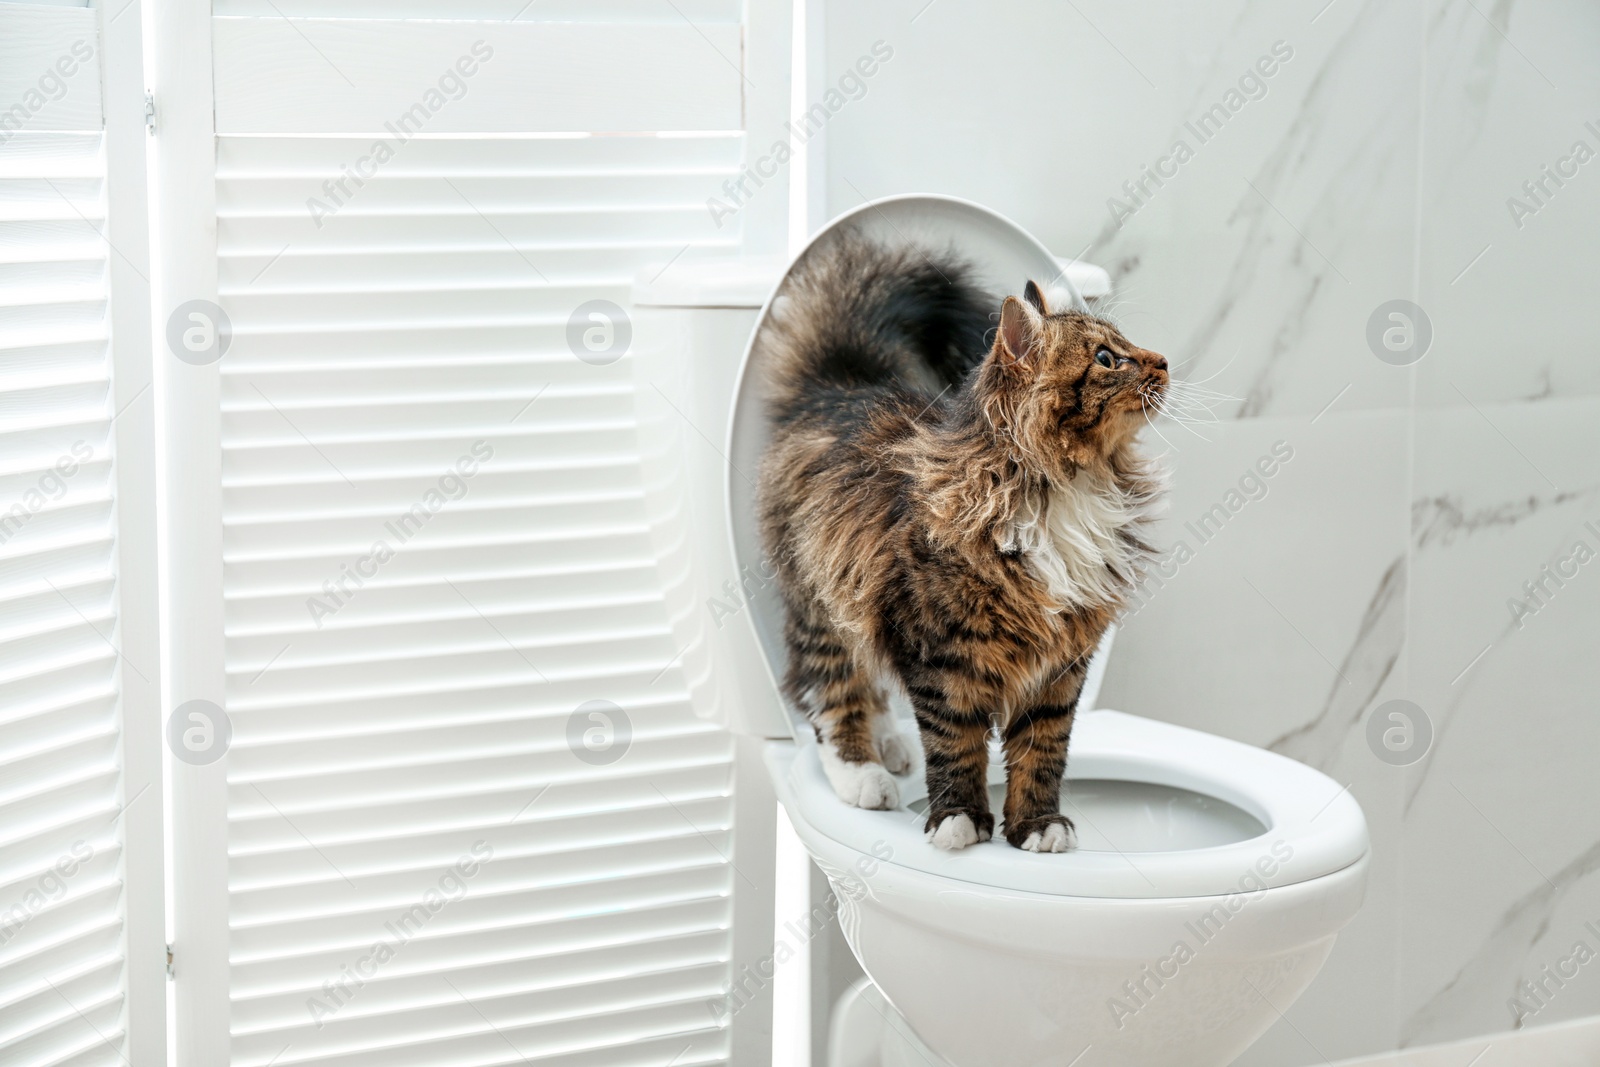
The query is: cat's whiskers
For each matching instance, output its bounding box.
[1140,376,1239,444]
[1137,387,1185,453]
[1140,405,1184,453]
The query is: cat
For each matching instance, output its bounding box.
[755,230,1168,851]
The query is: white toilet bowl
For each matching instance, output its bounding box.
[631,195,1368,1067]
[770,709,1367,1067]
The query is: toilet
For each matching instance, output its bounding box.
[631,195,1369,1067]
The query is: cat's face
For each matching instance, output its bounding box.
[983,281,1168,469]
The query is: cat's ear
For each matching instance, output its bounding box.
[1022,279,1050,316]
[997,296,1042,370]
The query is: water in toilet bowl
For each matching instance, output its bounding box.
[907,778,1266,853]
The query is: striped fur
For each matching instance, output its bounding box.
[756,230,1168,850]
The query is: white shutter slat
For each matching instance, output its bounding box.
[218,131,741,1064]
[230,826,733,923]
[0,127,137,1067]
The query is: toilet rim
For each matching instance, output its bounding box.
[767,710,1369,900]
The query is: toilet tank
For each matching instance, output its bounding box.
[631,257,794,738]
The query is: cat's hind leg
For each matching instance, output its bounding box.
[872,707,915,775]
[782,599,900,810]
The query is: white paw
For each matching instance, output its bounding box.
[928,813,987,850]
[819,748,899,810]
[1020,821,1074,853]
[876,730,914,775]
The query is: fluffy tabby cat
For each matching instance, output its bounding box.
[756,231,1169,851]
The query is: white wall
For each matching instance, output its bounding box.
[820,0,1600,1061]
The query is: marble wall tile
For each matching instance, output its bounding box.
[1401,397,1600,1045]
[1417,0,1600,409]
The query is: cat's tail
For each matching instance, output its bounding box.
[755,228,996,426]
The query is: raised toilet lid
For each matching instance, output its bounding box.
[724,194,1083,741]
[769,710,1370,900]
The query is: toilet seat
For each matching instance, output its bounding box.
[770,709,1367,900]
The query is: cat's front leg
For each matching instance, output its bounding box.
[910,690,994,849]
[1001,702,1078,852]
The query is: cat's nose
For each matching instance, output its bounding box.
[1150,353,1168,371]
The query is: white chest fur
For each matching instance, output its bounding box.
[1003,470,1155,611]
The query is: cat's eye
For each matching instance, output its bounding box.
[1094,347,1114,368]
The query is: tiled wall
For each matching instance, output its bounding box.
[822,0,1600,1060]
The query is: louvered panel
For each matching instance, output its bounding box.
[231,823,734,929]
[223,662,693,738]
[234,953,731,1062]
[235,895,730,996]
[236,944,730,1048]
[225,556,658,633]
[227,765,733,885]
[234,714,726,789]
[0,131,133,1067]
[219,132,741,1064]
[227,733,729,823]
[233,856,726,952]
